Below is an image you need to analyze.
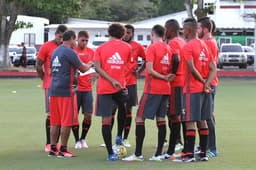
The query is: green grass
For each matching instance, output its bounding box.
[0,78,256,170]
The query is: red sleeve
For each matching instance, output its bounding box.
[183,43,193,61]
[146,45,155,62]
[139,44,146,60]
[37,43,47,61]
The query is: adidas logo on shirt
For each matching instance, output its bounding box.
[199,50,208,66]
[107,52,124,64]
[160,54,170,64]
[52,56,61,67]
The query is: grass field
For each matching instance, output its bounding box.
[0,78,256,170]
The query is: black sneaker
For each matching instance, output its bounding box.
[48,149,58,157]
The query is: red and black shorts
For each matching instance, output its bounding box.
[167,86,183,117]
[182,92,212,122]
[126,84,138,107]
[50,94,79,126]
[137,93,169,120]
[77,91,93,114]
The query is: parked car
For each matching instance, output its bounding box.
[34,44,42,55]
[242,46,255,65]
[13,47,37,67]
[92,37,108,47]
[218,43,247,69]
[8,45,19,63]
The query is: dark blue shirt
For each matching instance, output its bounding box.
[50,45,82,97]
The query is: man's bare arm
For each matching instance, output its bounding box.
[36,58,44,80]
[187,60,205,83]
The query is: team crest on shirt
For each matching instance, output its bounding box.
[107,52,124,64]
[85,54,89,59]
[160,54,170,64]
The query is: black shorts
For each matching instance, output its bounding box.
[137,93,169,120]
[126,85,138,107]
[182,92,212,122]
[211,86,217,113]
[77,91,93,114]
[95,91,128,117]
[167,86,183,117]
[45,88,50,113]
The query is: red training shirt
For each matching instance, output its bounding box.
[143,41,173,95]
[168,37,186,87]
[125,41,146,86]
[182,38,213,93]
[74,47,94,91]
[37,41,59,89]
[205,36,219,87]
[94,39,132,94]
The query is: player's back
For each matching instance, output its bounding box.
[94,39,132,94]
[144,41,172,94]
[168,37,186,87]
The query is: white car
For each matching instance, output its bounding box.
[12,46,37,67]
[218,43,247,69]
[242,46,255,65]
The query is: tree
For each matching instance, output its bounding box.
[0,0,81,67]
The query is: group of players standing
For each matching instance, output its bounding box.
[36,16,219,162]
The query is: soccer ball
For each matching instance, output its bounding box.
[118,145,127,158]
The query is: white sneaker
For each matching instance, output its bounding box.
[74,141,81,149]
[122,154,144,162]
[99,143,106,147]
[149,155,163,162]
[122,139,131,147]
[175,143,184,151]
[160,153,176,160]
[80,139,88,148]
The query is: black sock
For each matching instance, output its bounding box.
[123,112,132,140]
[117,104,126,137]
[80,120,91,140]
[135,122,145,157]
[56,129,61,143]
[199,128,209,157]
[60,145,67,152]
[181,122,187,153]
[72,125,79,142]
[51,144,57,151]
[185,129,196,158]
[46,116,51,144]
[102,122,113,155]
[167,120,181,155]
[111,106,117,130]
[155,121,166,156]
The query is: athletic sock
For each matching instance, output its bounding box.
[155,121,166,156]
[102,122,113,155]
[51,144,57,151]
[111,106,117,130]
[80,120,91,140]
[117,104,126,137]
[60,145,67,152]
[72,125,79,142]
[123,112,132,140]
[185,129,196,158]
[181,122,187,153]
[46,116,51,144]
[199,128,209,157]
[135,122,145,157]
[167,119,181,155]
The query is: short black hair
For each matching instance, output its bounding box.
[183,18,197,30]
[78,30,89,38]
[165,19,180,31]
[108,23,126,39]
[56,25,68,34]
[198,17,212,32]
[152,24,165,38]
[125,24,135,33]
[63,30,76,41]
[211,19,216,33]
